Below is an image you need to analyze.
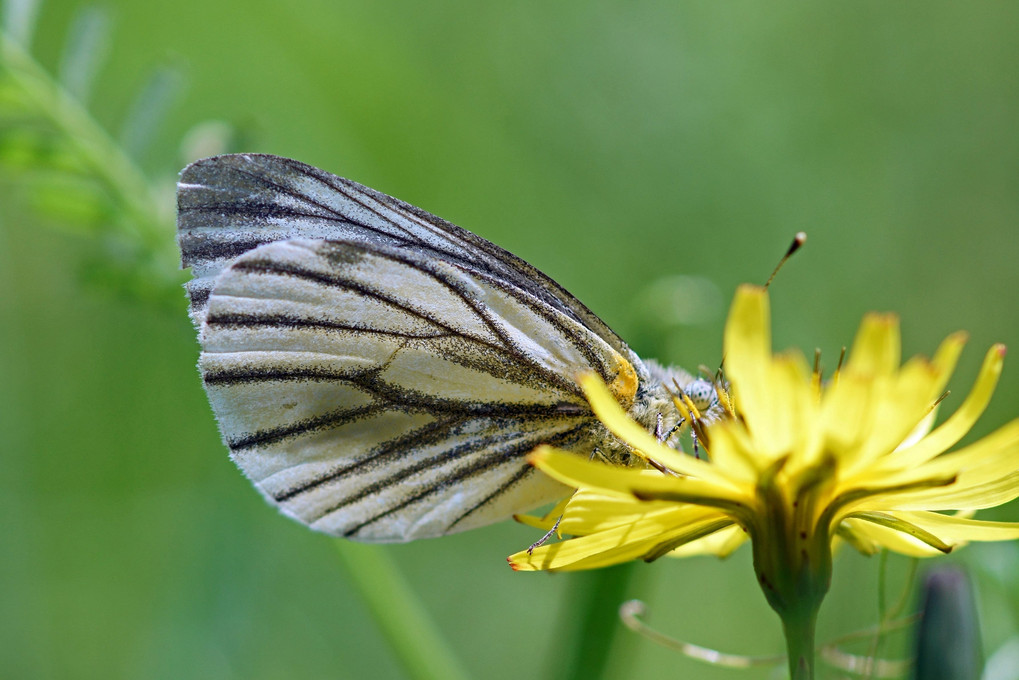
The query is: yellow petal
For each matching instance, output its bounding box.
[844,313,900,378]
[841,510,1019,558]
[930,331,969,390]
[894,408,938,454]
[856,417,1019,488]
[843,358,944,473]
[887,472,1019,512]
[509,289,1019,574]
[723,285,771,366]
[844,511,953,552]
[508,509,731,571]
[874,419,1019,511]
[528,447,747,511]
[825,472,955,526]
[700,423,760,484]
[515,513,556,531]
[893,510,1019,542]
[835,522,881,556]
[840,517,949,557]
[819,372,875,458]
[666,524,748,558]
[556,492,688,535]
[724,286,789,456]
[771,353,825,472]
[879,344,1006,471]
[514,496,571,531]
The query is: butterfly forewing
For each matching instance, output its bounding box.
[177,154,632,364]
[184,166,648,540]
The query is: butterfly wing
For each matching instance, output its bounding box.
[178,155,658,541]
[192,228,647,541]
[177,154,631,362]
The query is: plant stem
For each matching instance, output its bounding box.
[334,541,471,680]
[0,28,168,247]
[781,605,818,680]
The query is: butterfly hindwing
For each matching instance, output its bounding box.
[198,237,638,540]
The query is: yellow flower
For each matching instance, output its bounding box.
[512,284,1019,598]
[511,284,1019,676]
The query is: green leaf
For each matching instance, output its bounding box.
[58,6,110,103]
[118,65,184,161]
[0,127,86,172]
[2,0,41,48]
[26,171,110,231]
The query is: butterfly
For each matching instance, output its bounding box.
[177,154,714,542]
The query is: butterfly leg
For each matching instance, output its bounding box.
[660,418,686,446]
[691,426,703,460]
[527,513,564,554]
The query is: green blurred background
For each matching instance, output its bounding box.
[3,2,1019,678]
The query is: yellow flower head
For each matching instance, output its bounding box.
[510,285,1019,607]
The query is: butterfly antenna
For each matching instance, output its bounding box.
[764,231,807,289]
[713,232,807,381]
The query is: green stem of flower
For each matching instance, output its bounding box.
[758,544,824,680]
[333,541,471,680]
[780,602,819,680]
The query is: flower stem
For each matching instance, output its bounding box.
[334,541,471,680]
[781,605,818,680]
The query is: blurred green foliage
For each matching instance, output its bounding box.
[3,2,1019,678]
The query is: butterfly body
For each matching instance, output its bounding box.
[178,154,702,542]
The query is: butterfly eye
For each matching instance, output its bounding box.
[684,379,718,412]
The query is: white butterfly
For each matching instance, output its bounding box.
[177,154,712,542]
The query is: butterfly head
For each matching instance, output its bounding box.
[683,378,719,413]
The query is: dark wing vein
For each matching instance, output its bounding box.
[177,153,634,361]
[213,240,593,395]
[338,421,593,538]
